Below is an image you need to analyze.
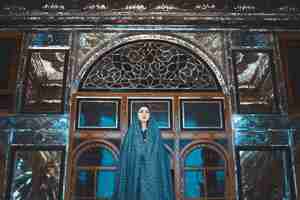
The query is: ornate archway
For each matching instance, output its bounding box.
[67,34,234,200]
[74,34,228,94]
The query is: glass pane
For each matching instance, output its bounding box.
[75,169,95,198]
[184,170,205,198]
[239,150,293,200]
[77,147,116,167]
[0,39,16,90]
[207,170,225,197]
[232,32,273,48]
[185,147,224,167]
[10,150,63,200]
[0,94,13,111]
[23,51,67,112]
[96,171,116,198]
[0,133,8,198]
[129,99,172,129]
[287,47,300,102]
[78,100,119,129]
[181,100,224,130]
[296,141,300,197]
[185,148,203,167]
[234,51,277,113]
[30,32,69,47]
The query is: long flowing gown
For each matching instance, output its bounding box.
[113,115,175,200]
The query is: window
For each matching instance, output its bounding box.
[0,133,8,199]
[232,32,279,113]
[22,50,69,113]
[232,32,273,49]
[183,145,226,199]
[77,99,120,129]
[180,99,224,130]
[30,32,69,48]
[128,98,172,130]
[6,146,66,200]
[0,33,21,113]
[296,135,300,197]
[75,146,118,200]
[236,148,296,200]
[80,40,221,92]
[279,35,300,114]
[233,50,278,113]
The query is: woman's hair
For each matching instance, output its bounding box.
[137,105,150,112]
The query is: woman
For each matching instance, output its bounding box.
[113,106,174,200]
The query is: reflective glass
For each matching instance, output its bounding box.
[0,132,8,198]
[184,171,205,198]
[96,171,116,198]
[10,150,63,200]
[184,147,226,199]
[0,39,16,90]
[75,147,118,199]
[239,150,294,200]
[30,32,69,47]
[234,51,277,113]
[78,100,119,129]
[232,32,273,48]
[77,147,116,166]
[23,51,67,113]
[77,32,121,65]
[207,170,225,197]
[185,147,224,167]
[75,169,95,198]
[185,148,203,167]
[287,47,300,102]
[181,100,224,130]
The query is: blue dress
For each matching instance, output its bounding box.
[113,115,174,200]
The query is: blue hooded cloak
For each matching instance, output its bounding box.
[113,114,175,200]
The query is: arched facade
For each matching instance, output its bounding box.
[0,7,298,200]
[66,35,235,200]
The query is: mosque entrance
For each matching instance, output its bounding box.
[66,38,235,200]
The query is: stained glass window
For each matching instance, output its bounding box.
[80,40,220,91]
[233,51,278,113]
[22,50,68,113]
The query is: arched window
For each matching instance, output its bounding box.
[75,145,118,200]
[79,40,221,92]
[183,145,226,199]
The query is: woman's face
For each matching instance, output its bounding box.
[137,106,150,123]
